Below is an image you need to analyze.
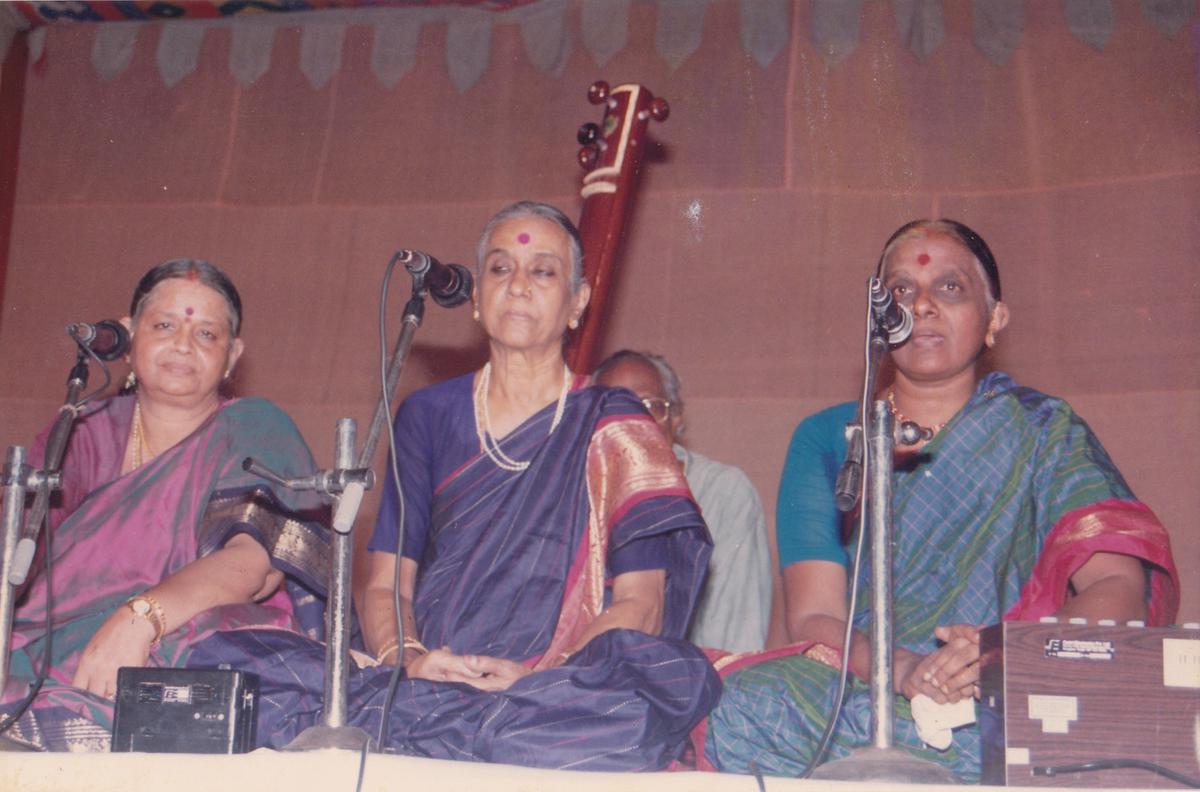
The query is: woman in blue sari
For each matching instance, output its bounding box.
[194,202,719,769]
[699,220,1179,781]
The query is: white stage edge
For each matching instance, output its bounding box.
[0,749,1163,792]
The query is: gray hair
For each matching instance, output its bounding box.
[476,201,585,294]
[593,349,684,416]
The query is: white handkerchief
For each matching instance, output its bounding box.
[911,694,976,751]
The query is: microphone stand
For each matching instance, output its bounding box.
[0,351,89,747]
[811,279,958,784]
[242,253,433,752]
[8,351,91,588]
[243,420,374,752]
[0,447,35,749]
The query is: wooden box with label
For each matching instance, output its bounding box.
[979,619,1200,788]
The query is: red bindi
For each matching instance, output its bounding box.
[917,253,931,265]
[185,307,194,317]
[517,233,530,244]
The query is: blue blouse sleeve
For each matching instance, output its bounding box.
[775,402,856,568]
[368,393,433,562]
[609,533,670,576]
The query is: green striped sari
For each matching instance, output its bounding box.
[702,373,1179,781]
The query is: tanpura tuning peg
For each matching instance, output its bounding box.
[577,145,599,170]
[588,81,610,104]
[648,97,669,122]
[577,122,601,145]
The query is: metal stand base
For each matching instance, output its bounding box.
[809,746,960,784]
[283,725,373,752]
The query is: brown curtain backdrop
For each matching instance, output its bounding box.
[0,0,1196,618]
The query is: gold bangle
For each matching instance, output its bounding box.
[375,637,400,664]
[126,595,167,646]
[402,636,428,655]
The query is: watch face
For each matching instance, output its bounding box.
[130,598,151,616]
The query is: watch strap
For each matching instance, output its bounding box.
[126,594,167,645]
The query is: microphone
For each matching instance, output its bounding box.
[834,423,863,513]
[399,250,473,308]
[67,319,130,361]
[869,278,913,345]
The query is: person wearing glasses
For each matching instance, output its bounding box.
[594,350,771,654]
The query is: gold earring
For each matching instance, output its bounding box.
[568,317,579,330]
[472,308,480,321]
[125,371,137,390]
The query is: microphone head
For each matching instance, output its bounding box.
[868,278,914,346]
[430,263,474,309]
[886,303,914,346]
[68,319,130,361]
[869,277,890,309]
[400,249,433,278]
[92,319,131,360]
[399,250,473,308]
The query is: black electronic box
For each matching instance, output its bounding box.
[111,667,258,754]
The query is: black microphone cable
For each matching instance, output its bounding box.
[0,335,123,740]
[71,338,119,408]
[373,249,473,755]
[1033,759,1199,788]
[797,515,867,778]
[347,253,411,792]
[352,249,463,789]
[799,277,885,779]
[376,252,411,755]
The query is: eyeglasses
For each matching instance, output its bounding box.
[640,397,674,423]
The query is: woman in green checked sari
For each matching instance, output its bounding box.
[698,220,1180,782]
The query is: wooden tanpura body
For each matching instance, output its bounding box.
[980,619,1200,788]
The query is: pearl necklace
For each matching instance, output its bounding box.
[475,362,571,472]
[129,401,156,471]
[886,390,947,444]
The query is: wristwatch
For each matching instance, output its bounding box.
[126,594,166,645]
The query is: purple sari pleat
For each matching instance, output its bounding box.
[2,394,329,751]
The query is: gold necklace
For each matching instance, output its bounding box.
[474,362,571,472]
[129,401,157,471]
[886,390,947,443]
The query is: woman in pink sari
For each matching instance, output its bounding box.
[1,259,328,750]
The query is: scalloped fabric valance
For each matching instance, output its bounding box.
[1,0,1194,93]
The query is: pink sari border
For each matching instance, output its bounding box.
[1004,498,1180,625]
